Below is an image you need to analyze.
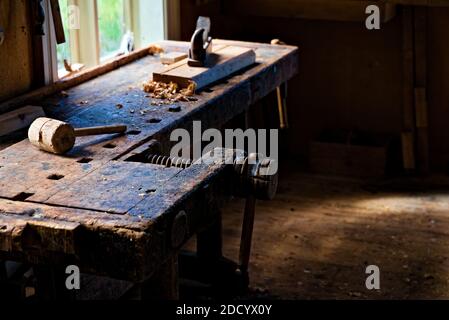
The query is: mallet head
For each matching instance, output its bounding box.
[28,117,76,155]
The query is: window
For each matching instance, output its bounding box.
[97,0,126,60]
[54,0,167,79]
[56,0,70,70]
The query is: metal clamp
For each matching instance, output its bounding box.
[233,151,279,201]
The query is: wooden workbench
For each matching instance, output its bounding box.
[0,40,298,299]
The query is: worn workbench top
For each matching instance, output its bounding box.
[0,40,298,282]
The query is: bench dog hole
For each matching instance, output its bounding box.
[168,106,181,113]
[47,174,65,181]
[12,192,35,201]
[147,118,162,124]
[77,157,93,164]
[139,188,156,194]
[127,130,141,135]
[103,143,117,149]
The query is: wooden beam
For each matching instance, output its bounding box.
[165,0,181,40]
[29,0,47,89]
[49,0,65,45]
[413,7,430,174]
[401,7,416,170]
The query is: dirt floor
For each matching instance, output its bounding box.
[217,162,449,300]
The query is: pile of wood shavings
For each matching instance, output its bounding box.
[142,80,196,102]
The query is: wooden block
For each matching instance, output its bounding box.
[0,106,45,137]
[161,52,188,65]
[153,45,256,90]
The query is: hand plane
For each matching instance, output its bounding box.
[188,16,213,67]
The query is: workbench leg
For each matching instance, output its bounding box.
[129,255,179,300]
[34,265,75,300]
[0,261,6,280]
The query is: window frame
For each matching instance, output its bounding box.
[48,0,177,81]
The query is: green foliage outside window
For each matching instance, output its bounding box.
[56,0,70,70]
[56,0,125,70]
[97,0,125,59]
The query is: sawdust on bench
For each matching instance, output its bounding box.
[142,80,197,102]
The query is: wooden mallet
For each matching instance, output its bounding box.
[28,117,127,155]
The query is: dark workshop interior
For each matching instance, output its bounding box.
[1,0,449,304]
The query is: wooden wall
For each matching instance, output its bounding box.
[427,8,449,170]
[0,0,33,103]
[180,0,449,172]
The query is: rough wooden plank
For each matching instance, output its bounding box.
[0,44,156,114]
[160,52,188,65]
[0,106,45,137]
[128,157,230,220]
[0,198,159,281]
[153,45,257,90]
[44,162,181,214]
[0,213,79,254]
[0,156,103,201]
[0,0,33,102]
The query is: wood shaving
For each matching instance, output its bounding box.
[64,59,73,72]
[142,80,197,102]
[148,44,164,55]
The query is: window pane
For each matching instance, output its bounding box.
[97,0,125,59]
[56,0,71,70]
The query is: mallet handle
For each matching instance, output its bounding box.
[74,125,127,137]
